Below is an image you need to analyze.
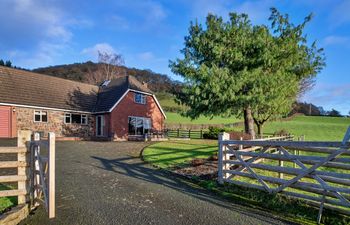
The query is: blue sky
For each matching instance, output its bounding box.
[1,0,350,115]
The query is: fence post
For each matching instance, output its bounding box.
[200,129,203,139]
[33,132,40,206]
[177,129,179,138]
[48,132,56,218]
[218,132,230,184]
[239,137,243,150]
[279,148,284,179]
[17,130,31,204]
[188,129,191,139]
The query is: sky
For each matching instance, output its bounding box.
[1,0,350,115]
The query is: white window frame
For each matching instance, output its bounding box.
[64,113,88,125]
[134,93,146,104]
[81,114,87,125]
[128,116,151,136]
[34,110,48,123]
[64,113,71,124]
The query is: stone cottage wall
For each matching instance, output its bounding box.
[15,107,94,138]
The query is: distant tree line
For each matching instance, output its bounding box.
[291,102,343,117]
[33,61,182,93]
[0,59,27,70]
[0,59,13,67]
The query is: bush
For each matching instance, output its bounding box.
[203,127,226,139]
[274,129,289,136]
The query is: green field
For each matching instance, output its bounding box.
[157,93,241,125]
[263,115,350,141]
[165,112,240,125]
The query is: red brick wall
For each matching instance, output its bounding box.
[109,91,165,139]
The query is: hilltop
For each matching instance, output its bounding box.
[33,61,182,93]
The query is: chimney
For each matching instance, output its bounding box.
[142,81,148,89]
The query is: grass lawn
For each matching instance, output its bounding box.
[0,184,16,213]
[0,138,17,213]
[263,115,350,141]
[165,112,240,125]
[143,140,217,169]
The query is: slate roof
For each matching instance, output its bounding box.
[0,66,152,113]
[94,75,153,112]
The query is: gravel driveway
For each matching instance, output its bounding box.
[15,141,293,225]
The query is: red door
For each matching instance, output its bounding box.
[0,107,11,138]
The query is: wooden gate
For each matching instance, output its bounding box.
[30,132,56,218]
[218,128,350,223]
[0,130,55,219]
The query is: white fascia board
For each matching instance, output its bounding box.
[106,89,167,119]
[128,89,153,96]
[108,90,130,113]
[152,94,167,119]
[0,102,92,114]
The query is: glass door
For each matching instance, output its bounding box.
[96,115,104,136]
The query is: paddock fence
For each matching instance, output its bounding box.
[218,127,350,223]
[165,129,204,139]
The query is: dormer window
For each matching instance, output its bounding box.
[134,93,146,104]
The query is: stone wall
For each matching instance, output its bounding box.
[15,107,94,138]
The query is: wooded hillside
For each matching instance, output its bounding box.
[33,61,182,93]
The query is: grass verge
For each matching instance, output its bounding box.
[0,184,17,214]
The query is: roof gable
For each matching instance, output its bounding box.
[93,76,152,112]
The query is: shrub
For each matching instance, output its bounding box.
[203,127,226,139]
[274,129,289,136]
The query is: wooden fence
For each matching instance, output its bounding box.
[218,128,350,223]
[0,131,55,219]
[165,129,204,139]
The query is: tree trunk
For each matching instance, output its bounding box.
[243,107,255,139]
[257,123,263,138]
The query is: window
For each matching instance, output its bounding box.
[65,113,71,124]
[64,113,87,125]
[81,115,87,124]
[134,93,146,104]
[34,111,47,122]
[128,117,151,135]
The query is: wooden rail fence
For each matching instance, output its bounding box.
[0,131,55,219]
[218,128,350,223]
[166,129,204,139]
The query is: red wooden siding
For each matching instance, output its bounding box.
[0,106,11,138]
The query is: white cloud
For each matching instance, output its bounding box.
[0,0,82,68]
[323,35,350,46]
[330,0,350,26]
[10,0,72,42]
[234,0,273,24]
[302,83,350,115]
[137,52,155,61]
[108,1,167,31]
[81,43,116,58]
[189,0,273,24]
[108,15,130,30]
